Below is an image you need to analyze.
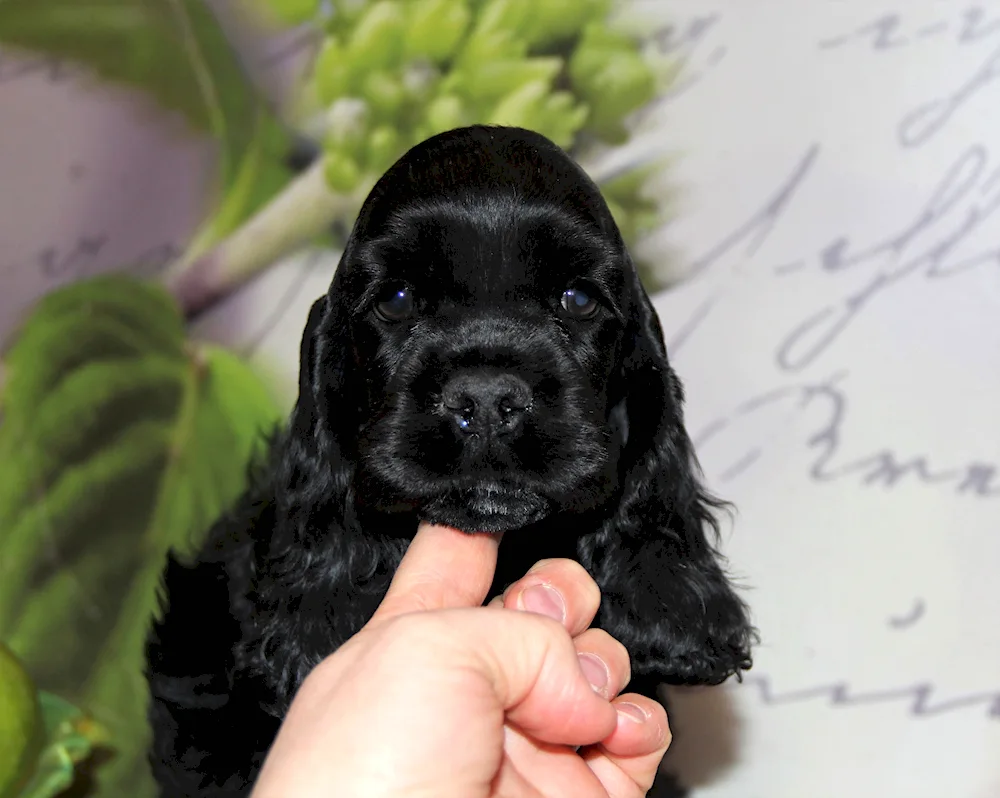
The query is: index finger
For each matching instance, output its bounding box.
[370,522,501,624]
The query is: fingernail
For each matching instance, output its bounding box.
[578,653,609,693]
[617,702,649,723]
[518,583,565,623]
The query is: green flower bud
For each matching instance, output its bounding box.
[487,79,548,130]
[424,94,468,136]
[568,24,656,142]
[258,0,321,26]
[361,70,406,121]
[366,125,402,174]
[536,91,588,148]
[346,1,405,73]
[315,38,352,104]
[580,51,656,141]
[522,0,610,47]
[404,0,472,64]
[568,22,635,87]
[487,79,587,148]
[455,28,527,69]
[453,57,562,105]
[324,149,363,192]
[473,0,533,38]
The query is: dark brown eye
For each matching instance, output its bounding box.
[560,285,599,319]
[375,284,415,322]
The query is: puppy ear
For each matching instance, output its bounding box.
[583,260,755,687]
[245,263,403,701]
[277,264,361,530]
[292,293,331,433]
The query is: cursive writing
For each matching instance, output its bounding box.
[819,6,1000,51]
[240,249,327,356]
[774,144,1000,372]
[743,673,1000,720]
[899,44,1000,147]
[690,144,820,279]
[662,146,819,357]
[694,372,1000,500]
[888,599,926,629]
[646,13,727,104]
[4,236,182,286]
[817,8,1000,147]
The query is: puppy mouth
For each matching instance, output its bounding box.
[420,481,549,533]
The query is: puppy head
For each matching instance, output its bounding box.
[294,127,684,535]
[299,126,648,532]
[290,125,754,683]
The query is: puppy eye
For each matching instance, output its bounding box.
[375,283,416,322]
[560,285,599,319]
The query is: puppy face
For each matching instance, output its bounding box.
[289,126,754,686]
[338,160,633,532]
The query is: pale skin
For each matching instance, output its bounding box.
[250,522,671,798]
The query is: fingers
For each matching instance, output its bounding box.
[495,558,602,636]
[581,694,672,798]
[500,724,609,798]
[572,628,631,701]
[372,522,500,623]
[489,749,553,798]
[401,608,619,747]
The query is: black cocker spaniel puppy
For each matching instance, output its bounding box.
[146,125,754,797]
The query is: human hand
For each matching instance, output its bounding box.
[250,523,671,798]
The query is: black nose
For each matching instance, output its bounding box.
[442,371,532,435]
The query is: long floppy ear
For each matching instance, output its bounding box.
[245,263,408,704]
[277,265,360,524]
[582,257,755,687]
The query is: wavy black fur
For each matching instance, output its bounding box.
[146,125,755,797]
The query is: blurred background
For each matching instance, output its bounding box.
[1,1,998,797]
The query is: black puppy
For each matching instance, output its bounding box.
[146,125,754,797]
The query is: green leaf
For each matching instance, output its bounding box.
[0,643,43,798]
[0,0,294,257]
[14,691,108,798]
[0,275,284,798]
[0,643,107,798]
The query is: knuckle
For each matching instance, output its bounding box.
[592,628,631,663]
[527,558,600,600]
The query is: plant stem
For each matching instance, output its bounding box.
[162,131,672,320]
[163,159,374,318]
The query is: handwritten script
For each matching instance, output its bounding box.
[694,371,1000,500]
[745,674,1000,720]
[819,7,1000,148]
[650,4,1000,728]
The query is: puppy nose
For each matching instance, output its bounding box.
[442,372,532,435]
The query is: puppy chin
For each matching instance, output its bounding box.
[420,484,549,533]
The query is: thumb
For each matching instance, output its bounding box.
[371,522,501,624]
[408,607,620,748]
